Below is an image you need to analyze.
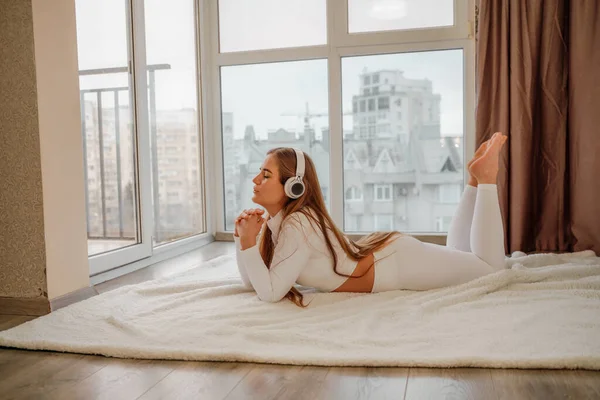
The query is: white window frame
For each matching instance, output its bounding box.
[345,185,363,201]
[374,184,392,201]
[203,0,476,235]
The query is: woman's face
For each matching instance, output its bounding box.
[252,154,287,209]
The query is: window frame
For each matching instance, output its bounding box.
[345,185,363,201]
[374,184,392,201]
[203,0,476,235]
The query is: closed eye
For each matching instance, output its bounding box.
[259,167,272,179]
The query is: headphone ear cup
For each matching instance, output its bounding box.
[284,177,295,198]
[291,181,305,198]
[284,177,305,199]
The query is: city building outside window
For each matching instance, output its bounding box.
[374,184,392,201]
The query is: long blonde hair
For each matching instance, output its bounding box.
[258,147,401,307]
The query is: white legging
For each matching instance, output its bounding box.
[372,184,506,292]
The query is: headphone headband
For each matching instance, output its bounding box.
[284,148,306,199]
[293,148,305,178]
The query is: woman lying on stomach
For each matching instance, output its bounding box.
[234,133,508,306]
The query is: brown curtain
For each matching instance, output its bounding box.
[476,0,600,254]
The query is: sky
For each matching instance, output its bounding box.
[75,0,463,139]
[221,50,464,140]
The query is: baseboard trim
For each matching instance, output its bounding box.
[0,296,51,316]
[50,286,98,311]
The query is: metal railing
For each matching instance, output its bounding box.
[80,64,170,241]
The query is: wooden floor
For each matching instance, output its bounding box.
[1,241,599,400]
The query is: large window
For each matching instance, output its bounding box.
[343,50,464,233]
[220,60,330,231]
[214,0,473,235]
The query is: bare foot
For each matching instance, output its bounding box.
[468,132,507,184]
[466,133,498,186]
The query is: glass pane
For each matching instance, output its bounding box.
[76,0,139,256]
[144,0,204,245]
[342,50,464,233]
[221,60,329,231]
[348,0,454,34]
[218,0,326,53]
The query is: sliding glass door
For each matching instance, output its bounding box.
[75,0,205,275]
[143,0,205,247]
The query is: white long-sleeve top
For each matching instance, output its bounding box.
[234,209,359,302]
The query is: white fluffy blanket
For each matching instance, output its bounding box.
[1,250,600,370]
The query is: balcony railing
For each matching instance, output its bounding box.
[79,64,170,242]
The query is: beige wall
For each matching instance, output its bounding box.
[32,0,90,299]
[0,0,49,298]
[0,0,90,300]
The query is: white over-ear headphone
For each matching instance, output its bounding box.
[284,148,306,199]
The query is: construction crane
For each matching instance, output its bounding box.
[280,102,353,132]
